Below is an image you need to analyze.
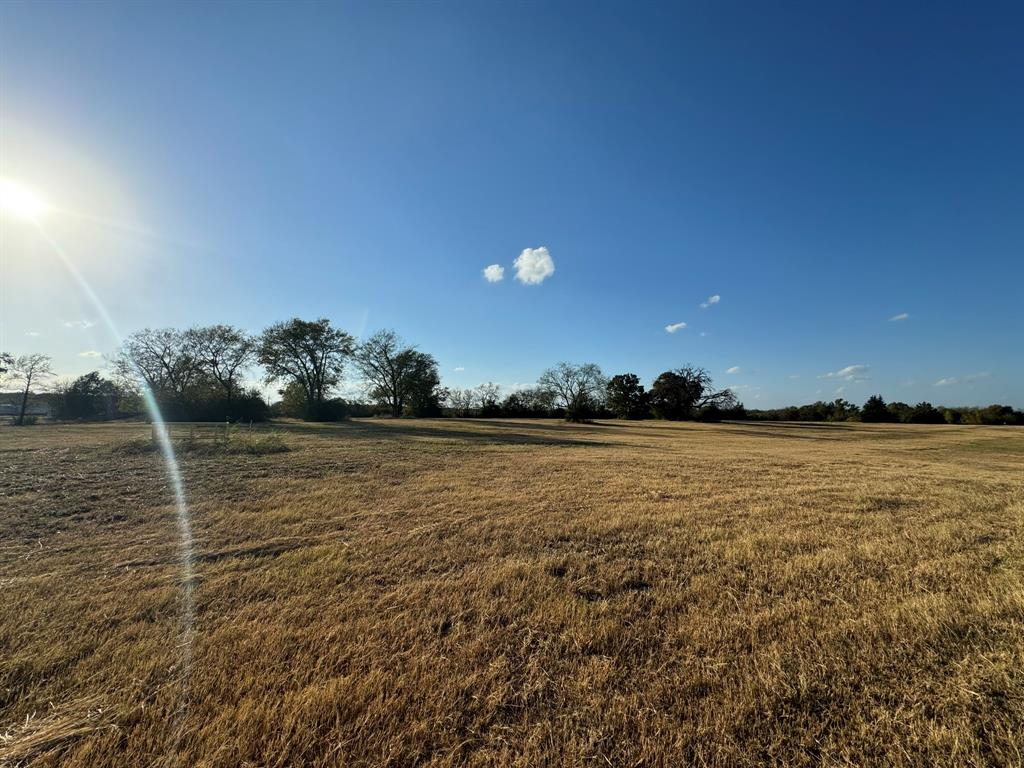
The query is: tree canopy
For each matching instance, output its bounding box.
[259,318,354,419]
[606,373,649,420]
[649,366,736,421]
[537,362,606,422]
[354,329,444,417]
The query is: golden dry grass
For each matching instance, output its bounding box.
[1,418,1023,767]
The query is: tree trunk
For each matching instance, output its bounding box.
[17,383,30,426]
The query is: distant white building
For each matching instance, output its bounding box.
[0,402,55,418]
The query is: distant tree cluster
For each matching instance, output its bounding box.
[444,363,743,423]
[748,394,1024,425]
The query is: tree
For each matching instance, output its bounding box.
[445,387,477,417]
[191,325,256,410]
[112,328,203,416]
[537,362,606,422]
[649,365,734,421]
[0,352,12,376]
[861,395,894,423]
[4,354,54,425]
[55,371,123,420]
[354,330,443,417]
[259,318,354,420]
[605,373,649,419]
[907,401,944,424]
[475,382,502,417]
[887,401,912,423]
[827,398,858,422]
[403,351,444,417]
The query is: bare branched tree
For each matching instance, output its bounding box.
[445,388,477,416]
[475,382,501,409]
[537,362,606,421]
[112,328,203,404]
[3,354,54,425]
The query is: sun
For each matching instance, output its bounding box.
[0,178,49,221]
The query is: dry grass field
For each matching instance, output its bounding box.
[1,418,1023,767]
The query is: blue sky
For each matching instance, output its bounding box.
[1,1,1021,407]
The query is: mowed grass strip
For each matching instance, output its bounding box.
[1,420,1023,767]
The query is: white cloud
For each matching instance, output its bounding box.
[25,331,41,337]
[889,312,910,322]
[934,372,990,388]
[79,350,102,358]
[482,264,504,283]
[726,366,741,374]
[64,319,96,330]
[699,331,709,337]
[664,322,687,333]
[453,366,465,372]
[787,374,800,379]
[835,386,846,395]
[700,294,721,309]
[513,247,555,285]
[820,364,870,382]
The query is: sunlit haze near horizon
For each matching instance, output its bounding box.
[1,1,1021,408]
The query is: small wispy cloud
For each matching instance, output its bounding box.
[726,366,741,374]
[888,312,910,322]
[665,321,687,334]
[820,364,870,382]
[79,350,102,358]
[935,371,990,387]
[453,366,465,372]
[699,294,721,309]
[482,264,504,283]
[787,374,800,379]
[513,247,555,285]
[835,386,846,395]
[25,331,41,337]
[64,319,96,330]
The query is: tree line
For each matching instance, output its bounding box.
[105,320,448,421]
[2,321,1021,426]
[746,395,1023,426]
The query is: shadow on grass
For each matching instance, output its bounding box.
[716,421,916,442]
[277,418,621,449]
